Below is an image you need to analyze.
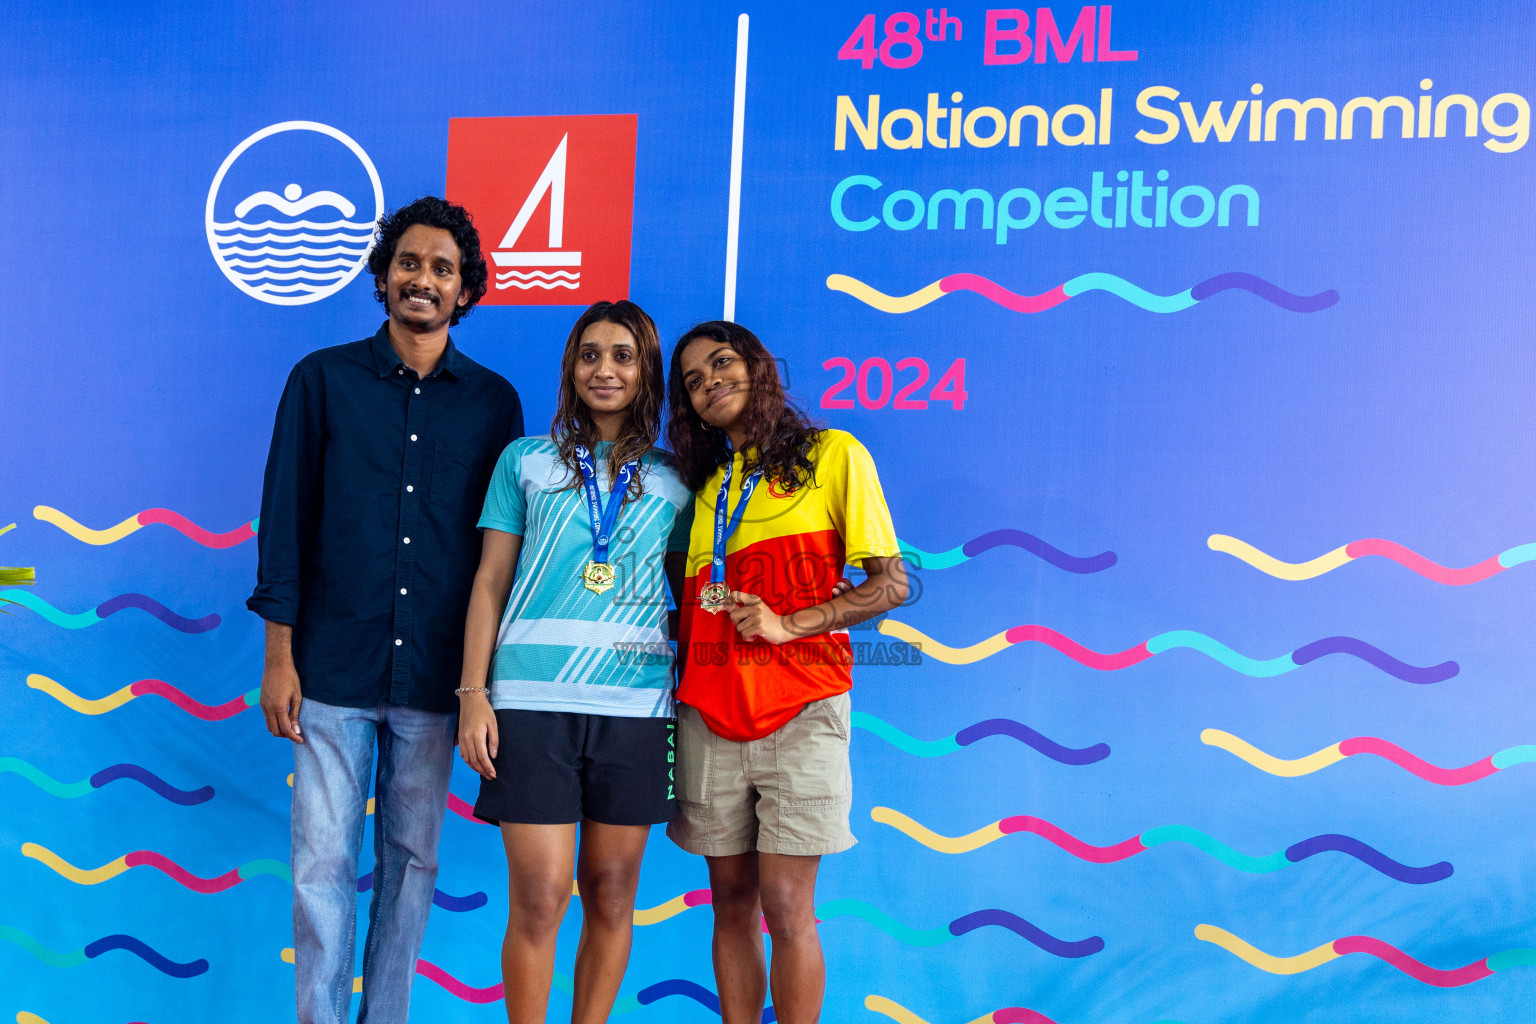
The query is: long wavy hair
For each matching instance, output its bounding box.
[666,321,820,493]
[551,300,666,504]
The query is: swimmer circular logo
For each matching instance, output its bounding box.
[205,121,384,306]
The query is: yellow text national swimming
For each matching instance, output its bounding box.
[834,83,1529,153]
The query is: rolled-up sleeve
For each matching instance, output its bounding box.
[247,362,322,625]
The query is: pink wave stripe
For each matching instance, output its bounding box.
[940,274,1069,313]
[1344,540,1505,585]
[1333,936,1493,987]
[124,851,242,894]
[446,793,491,824]
[129,679,252,721]
[137,508,257,549]
[999,815,1146,863]
[683,889,713,907]
[416,958,503,1002]
[993,1012,1060,1024]
[1002,626,1154,670]
[1338,737,1499,785]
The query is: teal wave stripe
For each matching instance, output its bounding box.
[1489,948,1536,971]
[1145,630,1297,677]
[1498,544,1536,568]
[1492,746,1536,770]
[0,758,94,798]
[0,591,100,628]
[897,539,969,570]
[237,860,293,882]
[850,712,961,757]
[551,970,640,1014]
[1062,273,1199,313]
[1140,825,1291,873]
[0,925,88,967]
[815,899,953,946]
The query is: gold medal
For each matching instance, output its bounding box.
[698,580,730,614]
[582,560,616,595]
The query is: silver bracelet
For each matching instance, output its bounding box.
[454,686,490,696]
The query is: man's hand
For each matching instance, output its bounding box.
[727,591,795,645]
[458,694,499,779]
[260,622,304,743]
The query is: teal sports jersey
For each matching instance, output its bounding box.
[478,436,693,717]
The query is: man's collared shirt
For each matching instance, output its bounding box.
[248,323,524,713]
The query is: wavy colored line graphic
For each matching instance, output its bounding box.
[898,530,1116,574]
[815,900,1102,957]
[1208,533,1536,584]
[0,927,206,977]
[21,843,287,893]
[0,591,219,633]
[871,808,1449,882]
[284,773,489,826]
[878,620,1456,683]
[828,272,1338,316]
[851,713,1109,764]
[0,757,213,804]
[26,674,257,720]
[863,996,1190,1024]
[280,948,777,1019]
[33,505,257,548]
[1201,728,1527,785]
[1196,925,1533,987]
[356,871,487,912]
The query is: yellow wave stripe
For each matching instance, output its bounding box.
[282,948,361,993]
[870,806,1006,854]
[1195,924,1340,974]
[877,619,1011,666]
[18,1013,50,1024]
[20,842,129,884]
[26,674,136,714]
[286,773,374,815]
[632,893,696,926]
[1207,534,1353,581]
[33,505,144,545]
[0,523,15,539]
[864,995,997,1024]
[826,274,946,314]
[1201,729,1345,777]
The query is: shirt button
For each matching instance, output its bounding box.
[394,638,403,646]
[400,588,408,595]
[406,485,414,492]
[396,369,403,375]
[414,387,421,395]
[410,434,418,442]
[403,537,411,544]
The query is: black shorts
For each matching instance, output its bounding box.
[473,709,677,826]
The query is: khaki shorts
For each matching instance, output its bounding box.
[667,693,855,857]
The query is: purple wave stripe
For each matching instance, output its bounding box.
[1291,636,1459,684]
[88,764,214,806]
[1189,272,1340,312]
[1284,834,1454,884]
[82,934,208,978]
[94,594,221,634]
[954,720,1111,765]
[960,530,1118,574]
[356,871,488,912]
[637,978,778,1021]
[948,910,1105,958]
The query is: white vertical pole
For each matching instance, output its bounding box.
[724,13,749,321]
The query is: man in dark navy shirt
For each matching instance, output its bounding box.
[248,196,523,1024]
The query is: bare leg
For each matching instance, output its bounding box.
[570,821,651,1023]
[758,853,823,1024]
[706,853,768,1024]
[499,823,577,1024]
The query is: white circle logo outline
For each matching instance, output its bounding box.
[205,120,385,307]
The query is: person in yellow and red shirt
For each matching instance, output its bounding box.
[665,321,909,1024]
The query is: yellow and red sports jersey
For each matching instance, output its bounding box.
[677,429,900,741]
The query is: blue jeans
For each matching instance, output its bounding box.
[291,699,456,1024]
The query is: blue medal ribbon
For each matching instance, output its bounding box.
[710,456,764,586]
[575,444,640,565]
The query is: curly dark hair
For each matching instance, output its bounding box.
[666,321,821,493]
[367,196,488,326]
[551,300,667,506]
